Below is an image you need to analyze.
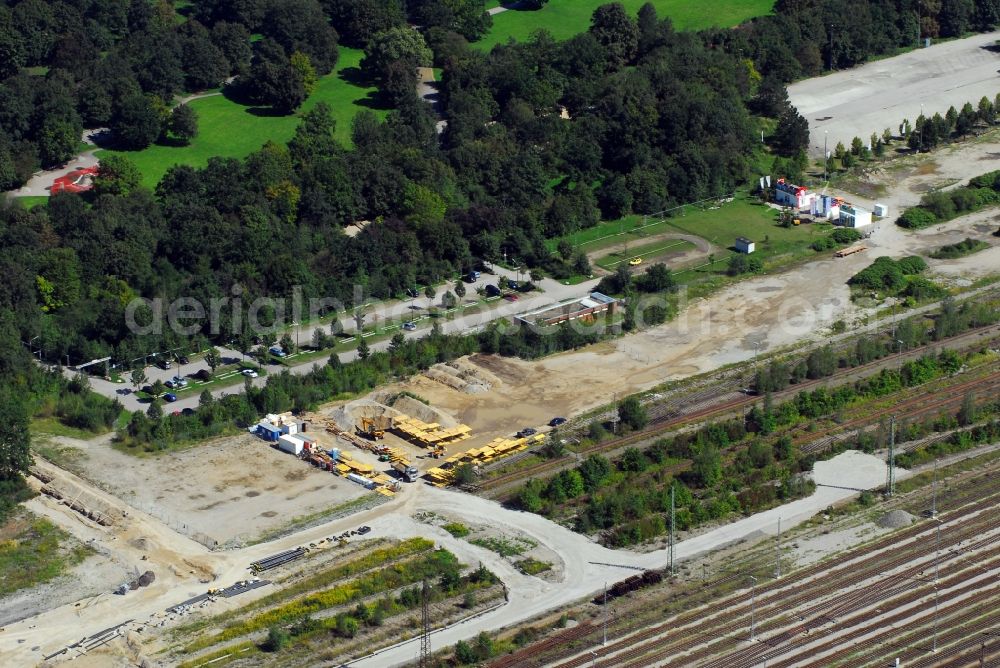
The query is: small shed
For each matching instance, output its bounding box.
[735,237,755,254]
[256,422,282,442]
[280,421,301,435]
[873,203,889,218]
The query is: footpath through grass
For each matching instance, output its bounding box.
[97,47,383,188]
[478,0,773,50]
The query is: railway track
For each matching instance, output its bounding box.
[611,531,1000,668]
[796,368,1000,454]
[537,474,1000,667]
[480,326,1000,496]
[543,484,1000,668]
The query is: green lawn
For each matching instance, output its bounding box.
[30,417,110,440]
[478,0,773,50]
[11,196,50,210]
[651,196,833,260]
[97,47,384,188]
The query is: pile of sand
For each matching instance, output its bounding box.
[877,510,917,528]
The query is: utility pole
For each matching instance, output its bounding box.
[775,517,782,579]
[828,24,834,71]
[933,519,941,653]
[612,393,618,435]
[748,575,758,642]
[603,583,608,646]
[931,459,938,517]
[419,579,431,668]
[886,416,896,497]
[669,486,676,576]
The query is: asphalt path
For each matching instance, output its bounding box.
[71,266,600,413]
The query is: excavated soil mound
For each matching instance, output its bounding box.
[877,510,917,528]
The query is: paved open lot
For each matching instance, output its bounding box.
[789,31,1000,157]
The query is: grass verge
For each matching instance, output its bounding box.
[0,512,92,596]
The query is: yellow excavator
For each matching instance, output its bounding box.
[356,416,389,440]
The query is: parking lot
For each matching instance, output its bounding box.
[789,31,1000,156]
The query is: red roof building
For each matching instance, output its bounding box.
[51,166,98,194]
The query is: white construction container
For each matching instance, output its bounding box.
[874,203,888,218]
[347,473,375,489]
[278,435,304,456]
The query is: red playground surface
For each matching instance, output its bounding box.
[51,166,98,194]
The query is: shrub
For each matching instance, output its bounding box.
[262,626,289,652]
[896,207,938,229]
[727,254,764,276]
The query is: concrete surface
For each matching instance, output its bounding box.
[789,31,1000,157]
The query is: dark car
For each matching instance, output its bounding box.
[406,288,419,298]
[357,526,371,535]
[195,369,212,381]
[181,407,195,416]
[177,355,189,364]
[517,427,537,438]
[485,284,501,297]
[507,280,519,291]
[164,393,177,402]
[157,358,172,370]
[548,417,567,427]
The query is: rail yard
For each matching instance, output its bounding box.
[488,459,1000,668]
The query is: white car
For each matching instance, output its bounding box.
[241,369,259,378]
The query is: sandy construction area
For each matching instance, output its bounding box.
[789,31,1000,157]
[379,139,1000,442]
[48,431,369,547]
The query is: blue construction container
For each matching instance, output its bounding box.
[256,422,282,441]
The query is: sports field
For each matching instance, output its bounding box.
[478,0,773,50]
[96,48,384,188]
[551,194,834,273]
[595,238,697,270]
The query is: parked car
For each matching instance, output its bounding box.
[181,408,195,416]
[177,355,189,364]
[164,393,177,402]
[485,284,501,297]
[548,417,567,427]
[406,288,419,298]
[157,358,172,370]
[164,380,176,389]
[517,427,537,437]
[357,526,371,535]
[171,376,188,387]
[269,346,287,358]
[241,369,259,378]
[465,270,481,283]
[508,280,520,290]
[195,369,212,381]
[402,322,417,331]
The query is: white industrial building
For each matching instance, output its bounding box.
[811,194,843,220]
[735,237,755,254]
[774,179,816,210]
[839,204,873,228]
